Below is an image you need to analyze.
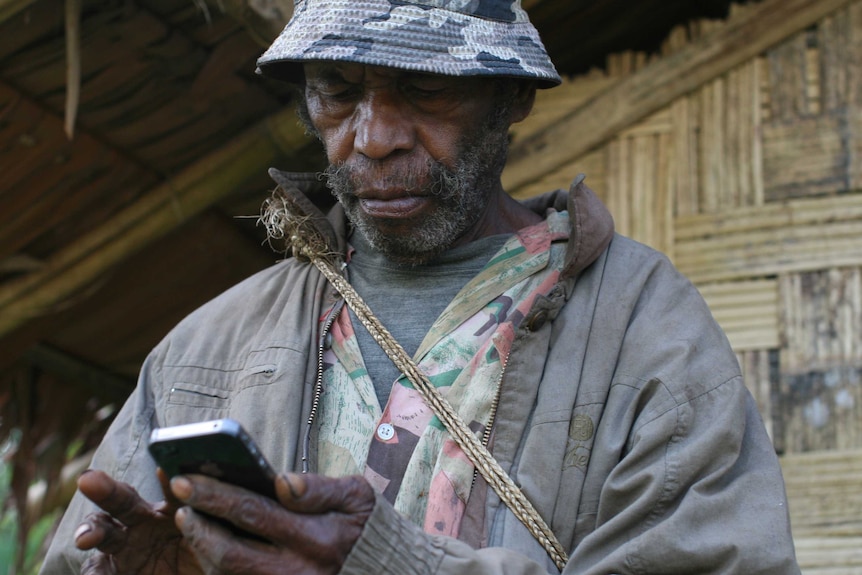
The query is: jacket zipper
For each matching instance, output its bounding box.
[482,350,509,449]
[472,350,510,490]
[302,297,345,473]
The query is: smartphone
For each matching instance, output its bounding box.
[148,418,277,500]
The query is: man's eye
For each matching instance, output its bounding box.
[404,83,449,99]
[310,84,360,101]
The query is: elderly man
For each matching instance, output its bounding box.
[42,1,800,573]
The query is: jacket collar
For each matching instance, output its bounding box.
[267,168,614,280]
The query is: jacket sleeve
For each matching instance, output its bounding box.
[341,246,800,575]
[565,375,800,574]
[39,348,165,575]
[340,376,800,575]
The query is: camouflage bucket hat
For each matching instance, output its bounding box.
[256,0,561,88]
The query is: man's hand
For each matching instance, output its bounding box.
[73,469,201,575]
[172,473,375,575]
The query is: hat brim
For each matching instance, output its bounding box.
[256,0,561,88]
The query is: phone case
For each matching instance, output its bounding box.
[148,419,277,499]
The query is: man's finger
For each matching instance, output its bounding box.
[157,467,185,511]
[171,475,287,541]
[175,506,282,575]
[81,551,116,575]
[77,469,159,527]
[274,473,375,515]
[74,512,127,554]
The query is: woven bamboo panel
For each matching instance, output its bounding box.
[674,194,862,283]
[762,113,853,200]
[778,268,862,453]
[736,349,778,442]
[510,0,862,458]
[781,267,862,372]
[781,449,862,573]
[702,280,780,350]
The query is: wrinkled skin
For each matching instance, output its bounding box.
[74,470,375,575]
[74,469,199,575]
[303,62,539,264]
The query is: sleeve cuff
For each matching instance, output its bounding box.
[339,492,444,575]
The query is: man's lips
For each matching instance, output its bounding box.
[359,196,429,218]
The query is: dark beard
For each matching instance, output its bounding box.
[323,104,512,265]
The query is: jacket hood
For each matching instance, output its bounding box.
[266,168,614,280]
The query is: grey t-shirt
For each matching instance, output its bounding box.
[347,230,511,407]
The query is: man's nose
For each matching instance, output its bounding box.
[353,92,414,159]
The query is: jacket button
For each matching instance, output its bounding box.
[376,423,395,441]
[527,310,549,332]
[323,332,333,349]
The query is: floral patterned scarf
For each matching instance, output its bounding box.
[316,211,569,539]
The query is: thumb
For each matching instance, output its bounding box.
[156,467,184,512]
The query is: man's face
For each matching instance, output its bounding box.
[302,63,516,264]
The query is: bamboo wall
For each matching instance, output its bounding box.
[510,2,862,456]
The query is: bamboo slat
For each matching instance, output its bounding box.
[851,108,862,191]
[725,67,743,209]
[768,32,812,122]
[780,449,862,572]
[619,108,673,138]
[676,223,862,284]
[701,280,780,351]
[781,449,862,523]
[737,349,776,440]
[676,193,862,239]
[848,2,862,109]
[671,97,699,216]
[762,114,848,201]
[656,130,674,258]
[630,135,656,247]
[780,267,862,372]
[674,192,862,283]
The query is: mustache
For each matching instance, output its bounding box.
[322,157,462,200]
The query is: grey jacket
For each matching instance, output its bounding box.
[42,171,800,574]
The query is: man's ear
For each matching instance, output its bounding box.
[510,81,537,124]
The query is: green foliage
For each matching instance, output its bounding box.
[0,462,59,575]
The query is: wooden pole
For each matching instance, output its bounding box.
[0,108,310,337]
[503,0,855,194]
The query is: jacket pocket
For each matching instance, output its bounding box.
[162,345,306,426]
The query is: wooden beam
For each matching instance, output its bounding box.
[502,0,855,194]
[0,108,311,337]
[25,343,134,400]
[0,0,36,25]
